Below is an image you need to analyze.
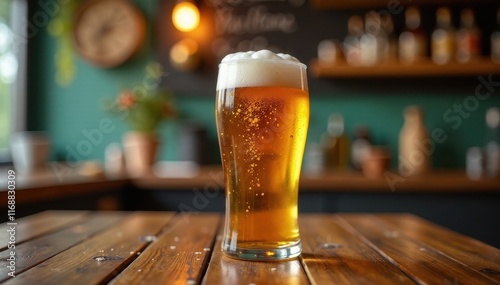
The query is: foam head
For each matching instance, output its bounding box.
[216,50,308,91]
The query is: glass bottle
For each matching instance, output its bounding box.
[399,106,431,176]
[485,107,500,178]
[380,13,397,63]
[491,8,500,63]
[432,7,455,65]
[351,126,371,171]
[399,6,428,64]
[361,11,385,66]
[456,8,481,63]
[321,114,350,170]
[343,15,364,66]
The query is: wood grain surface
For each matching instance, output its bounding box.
[339,214,499,285]
[2,212,174,285]
[0,211,89,250]
[110,213,220,285]
[1,211,499,285]
[0,212,123,282]
[203,232,310,285]
[299,215,415,285]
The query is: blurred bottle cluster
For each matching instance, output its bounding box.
[317,6,500,66]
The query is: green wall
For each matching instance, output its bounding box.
[28,0,500,170]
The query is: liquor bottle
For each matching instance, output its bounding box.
[351,126,372,171]
[399,106,431,176]
[380,13,398,63]
[318,39,343,65]
[456,8,481,63]
[485,107,500,177]
[399,6,428,64]
[431,7,455,65]
[343,15,364,66]
[321,114,350,170]
[491,8,500,63]
[361,11,387,66]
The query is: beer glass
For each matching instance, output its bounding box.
[216,50,309,260]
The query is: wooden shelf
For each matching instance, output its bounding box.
[133,165,500,193]
[310,58,500,78]
[299,170,500,192]
[311,0,496,10]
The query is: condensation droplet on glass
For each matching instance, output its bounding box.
[174,236,180,242]
[137,269,142,272]
[186,279,197,285]
[130,251,134,255]
[170,246,177,250]
[136,252,141,255]
[195,252,202,255]
[110,248,114,251]
[271,268,277,271]
[203,248,211,252]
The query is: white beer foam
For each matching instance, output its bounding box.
[217,50,308,90]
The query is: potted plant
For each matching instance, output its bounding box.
[105,88,176,177]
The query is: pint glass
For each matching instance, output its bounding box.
[216,50,309,260]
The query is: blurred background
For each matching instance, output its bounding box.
[0,0,499,246]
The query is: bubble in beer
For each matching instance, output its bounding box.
[216,50,308,259]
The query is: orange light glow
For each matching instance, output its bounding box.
[172,2,200,32]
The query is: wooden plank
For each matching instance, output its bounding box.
[0,211,89,250]
[310,0,496,10]
[379,214,500,283]
[299,215,416,285]
[134,166,500,192]
[133,165,225,190]
[339,214,499,285]
[0,212,124,282]
[2,212,175,285]
[110,213,220,285]
[202,228,310,285]
[310,59,500,79]
[300,170,500,192]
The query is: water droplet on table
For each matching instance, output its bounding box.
[319,243,342,249]
[141,235,158,242]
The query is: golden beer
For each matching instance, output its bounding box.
[216,50,309,260]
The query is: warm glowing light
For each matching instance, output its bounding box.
[169,38,200,71]
[172,2,200,32]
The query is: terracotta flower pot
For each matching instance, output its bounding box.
[122,132,159,177]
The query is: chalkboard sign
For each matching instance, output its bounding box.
[156,0,499,95]
[156,0,344,94]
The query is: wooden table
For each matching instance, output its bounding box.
[0,211,498,284]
